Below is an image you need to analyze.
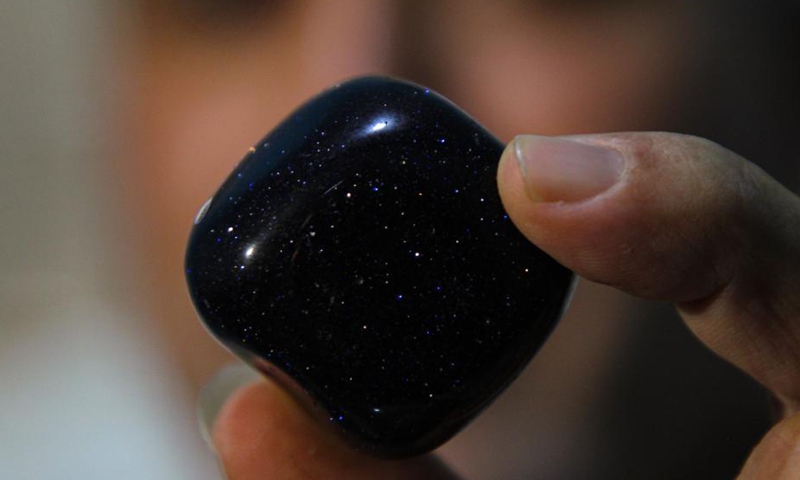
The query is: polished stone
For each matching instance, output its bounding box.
[185,77,574,457]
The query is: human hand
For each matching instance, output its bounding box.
[203,132,800,479]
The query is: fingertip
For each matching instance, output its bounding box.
[739,413,800,479]
[496,132,751,301]
[212,378,459,480]
[198,364,262,450]
[211,381,285,479]
[211,380,278,449]
[212,379,341,479]
[496,134,631,287]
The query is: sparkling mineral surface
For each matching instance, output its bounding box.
[185,77,573,457]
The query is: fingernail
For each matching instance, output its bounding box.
[511,135,624,203]
[197,363,261,450]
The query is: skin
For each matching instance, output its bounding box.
[212,133,800,479]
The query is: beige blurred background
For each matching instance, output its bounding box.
[1,0,797,479]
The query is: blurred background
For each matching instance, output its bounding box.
[1,0,797,478]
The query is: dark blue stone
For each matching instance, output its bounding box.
[185,77,573,457]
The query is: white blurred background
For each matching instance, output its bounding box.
[0,1,218,478]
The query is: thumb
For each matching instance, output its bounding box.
[211,377,459,480]
[497,132,800,405]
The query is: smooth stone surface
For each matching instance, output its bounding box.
[185,77,574,457]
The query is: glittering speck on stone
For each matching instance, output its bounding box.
[185,76,573,458]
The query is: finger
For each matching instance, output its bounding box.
[212,378,460,480]
[737,412,800,479]
[497,132,800,407]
